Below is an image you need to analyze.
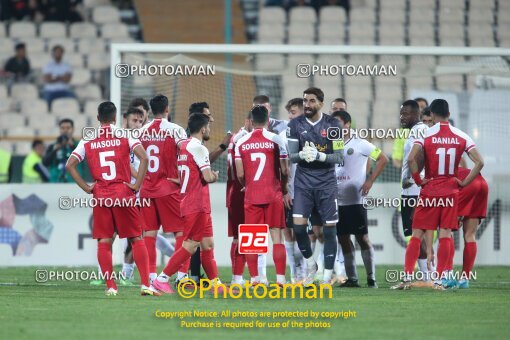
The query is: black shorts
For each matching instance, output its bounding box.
[401,195,417,237]
[293,186,338,225]
[309,207,322,226]
[336,204,368,236]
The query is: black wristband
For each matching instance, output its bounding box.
[219,143,227,151]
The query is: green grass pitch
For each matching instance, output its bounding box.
[1,265,509,340]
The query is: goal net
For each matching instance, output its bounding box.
[110,43,510,264]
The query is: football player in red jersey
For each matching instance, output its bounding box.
[401,99,484,289]
[137,95,188,284]
[226,112,253,285]
[443,167,489,289]
[152,113,225,294]
[235,105,289,286]
[66,101,159,296]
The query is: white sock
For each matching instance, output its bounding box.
[122,263,135,279]
[284,241,296,278]
[313,241,324,272]
[251,276,260,283]
[156,273,169,283]
[306,256,316,268]
[276,274,286,284]
[334,244,345,276]
[97,264,102,276]
[417,259,429,281]
[258,254,267,277]
[323,269,333,283]
[176,271,187,280]
[233,275,243,283]
[149,273,158,282]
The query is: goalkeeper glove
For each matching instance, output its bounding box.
[309,142,326,162]
[299,141,310,161]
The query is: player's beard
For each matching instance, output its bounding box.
[304,107,318,119]
[203,133,210,141]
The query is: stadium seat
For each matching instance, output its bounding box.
[409,7,435,24]
[439,38,466,47]
[69,22,98,38]
[411,0,436,8]
[348,22,374,42]
[438,56,466,65]
[348,55,375,65]
[75,84,102,100]
[468,22,493,40]
[255,54,285,71]
[468,8,494,25]
[379,8,405,24]
[92,6,121,24]
[439,23,465,40]
[408,22,434,39]
[0,114,26,128]
[470,38,496,47]
[101,23,130,39]
[87,52,110,71]
[316,54,347,65]
[288,23,315,42]
[313,76,341,92]
[438,7,465,24]
[374,75,403,88]
[52,98,81,115]
[436,75,465,92]
[375,85,403,102]
[9,22,36,38]
[27,115,57,129]
[0,84,7,98]
[0,98,13,113]
[56,113,88,130]
[258,24,285,43]
[379,35,405,45]
[84,99,104,116]
[19,37,45,53]
[318,36,344,45]
[344,84,372,101]
[259,7,286,25]
[0,140,13,153]
[11,84,39,101]
[77,38,106,53]
[29,51,52,70]
[0,38,14,54]
[383,0,406,8]
[379,23,405,45]
[319,6,347,24]
[282,73,309,88]
[39,22,67,38]
[405,76,433,90]
[65,53,85,68]
[289,6,316,24]
[408,36,435,46]
[346,100,370,122]
[287,54,315,68]
[318,22,344,41]
[47,38,75,53]
[0,23,5,37]
[20,99,49,115]
[13,141,32,155]
[371,100,400,129]
[349,8,375,24]
[70,68,92,86]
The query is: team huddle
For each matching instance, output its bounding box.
[65,88,488,296]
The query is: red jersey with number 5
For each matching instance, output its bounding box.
[138,119,187,198]
[414,122,476,196]
[234,128,288,205]
[178,137,211,215]
[70,124,140,199]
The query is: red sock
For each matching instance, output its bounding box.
[131,239,150,287]
[233,247,246,276]
[462,242,477,277]
[404,237,421,275]
[436,237,451,279]
[445,237,455,271]
[230,242,237,274]
[246,254,259,278]
[97,242,116,290]
[144,236,157,274]
[201,248,219,280]
[272,244,286,276]
[174,236,188,274]
[162,246,193,277]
